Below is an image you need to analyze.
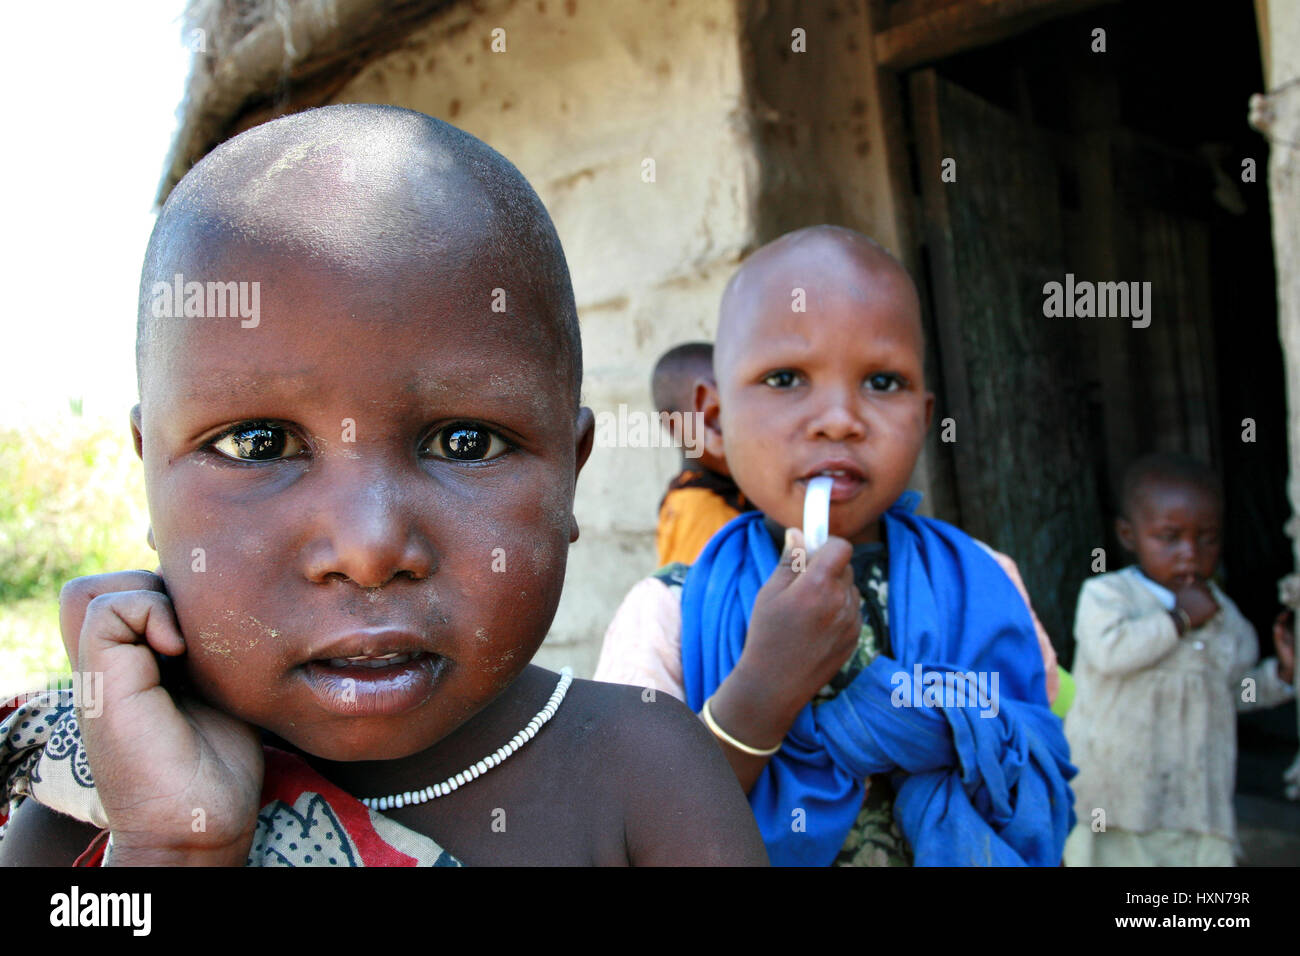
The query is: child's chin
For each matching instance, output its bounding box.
[315,740,431,763]
[281,725,446,763]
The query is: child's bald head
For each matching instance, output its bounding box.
[700,224,931,543]
[137,104,581,407]
[713,225,922,389]
[125,106,597,761]
[652,342,714,415]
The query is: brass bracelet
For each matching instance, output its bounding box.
[1174,607,1192,632]
[700,697,782,757]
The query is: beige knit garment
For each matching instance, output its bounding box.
[1065,571,1292,840]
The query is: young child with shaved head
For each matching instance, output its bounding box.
[597,224,1075,866]
[650,342,752,567]
[0,105,766,867]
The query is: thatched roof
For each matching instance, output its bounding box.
[159,0,454,205]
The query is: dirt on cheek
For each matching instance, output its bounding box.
[194,610,281,658]
[197,629,242,657]
[486,647,516,675]
[530,533,566,580]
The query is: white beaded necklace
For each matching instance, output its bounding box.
[360,667,574,812]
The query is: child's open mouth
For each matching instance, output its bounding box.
[301,651,446,717]
[325,651,423,669]
[797,464,867,502]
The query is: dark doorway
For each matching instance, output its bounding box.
[902,0,1289,679]
[897,0,1297,814]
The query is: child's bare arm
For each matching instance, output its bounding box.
[612,688,768,865]
[1274,611,1296,684]
[708,528,860,792]
[1228,604,1295,710]
[0,798,105,866]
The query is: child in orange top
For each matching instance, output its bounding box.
[651,342,751,566]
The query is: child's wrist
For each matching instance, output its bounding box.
[106,829,253,866]
[714,665,798,751]
[106,843,248,867]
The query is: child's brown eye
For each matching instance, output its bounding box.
[762,370,800,388]
[425,424,509,462]
[867,373,904,392]
[211,423,305,462]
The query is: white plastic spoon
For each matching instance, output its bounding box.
[802,475,834,553]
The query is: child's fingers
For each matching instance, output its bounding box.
[785,527,806,562]
[76,592,189,784]
[1274,620,1296,662]
[60,572,170,666]
[802,535,854,586]
[77,590,186,689]
[764,527,808,589]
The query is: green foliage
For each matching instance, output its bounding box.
[0,418,154,603]
[0,597,69,693]
[0,417,156,694]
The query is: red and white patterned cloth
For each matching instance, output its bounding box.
[0,692,461,867]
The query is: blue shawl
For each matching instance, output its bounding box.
[680,494,1076,866]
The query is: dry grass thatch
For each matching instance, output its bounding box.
[159,0,456,206]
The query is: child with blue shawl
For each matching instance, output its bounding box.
[595,225,1076,866]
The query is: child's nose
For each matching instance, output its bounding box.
[807,389,866,442]
[303,469,437,588]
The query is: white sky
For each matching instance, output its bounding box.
[0,1,191,426]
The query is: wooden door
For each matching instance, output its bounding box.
[910,69,1104,652]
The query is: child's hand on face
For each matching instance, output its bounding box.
[59,572,264,865]
[1273,610,1295,684]
[733,528,860,728]
[1173,578,1219,631]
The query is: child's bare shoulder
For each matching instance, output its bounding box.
[555,675,709,767]
[550,674,768,865]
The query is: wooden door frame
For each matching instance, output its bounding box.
[867,0,1124,277]
[864,0,1119,523]
[872,0,1121,71]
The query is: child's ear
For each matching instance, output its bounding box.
[694,378,725,462]
[1115,516,1136,554]
[923,390,935,431]
[568,407,596,543]
[573,406,595,474]
[129,404,144,460]
[130,405,158,554]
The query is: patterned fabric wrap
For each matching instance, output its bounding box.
[0,693,461,867]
